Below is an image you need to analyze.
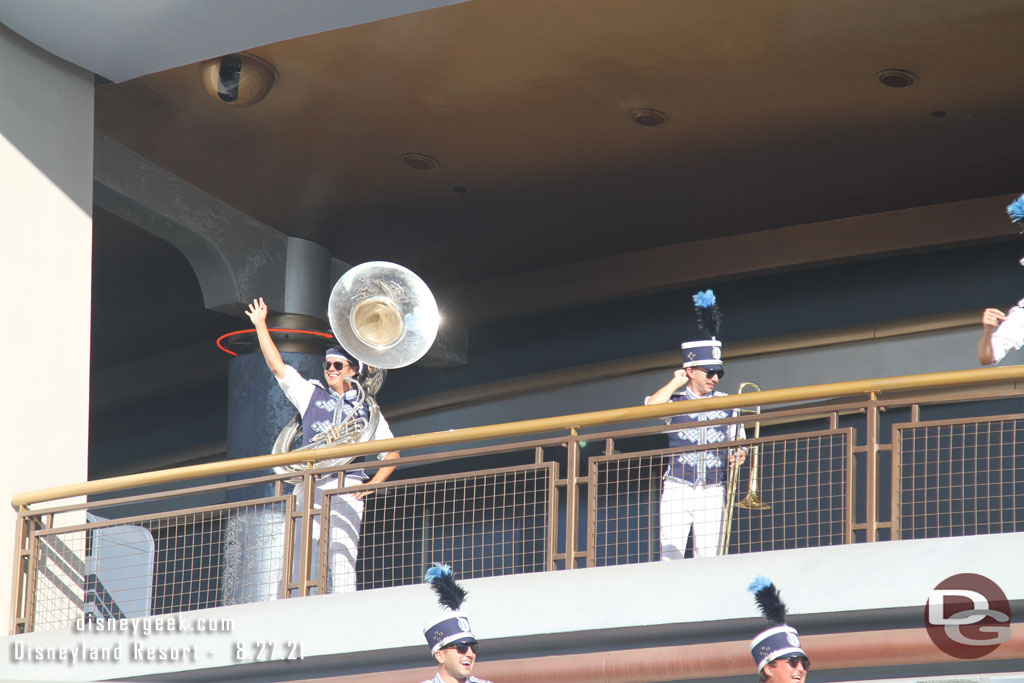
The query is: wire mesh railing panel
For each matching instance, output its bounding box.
[728,430,850,553]
[590,430,850,565]
[19,386,1024,633]
[33,529,88,633]
[896,416,1024,539]
[590,455,662,566]
[354,464,554,590]
[27,499,287,631]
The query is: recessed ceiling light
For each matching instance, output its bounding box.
[631,108,668,127]
[402,153,439,170]
[876,69,918,88]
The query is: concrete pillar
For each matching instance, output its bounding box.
[0,25,94,629]
[221,247,332,603]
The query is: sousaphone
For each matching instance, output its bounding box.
[272,261,440,475]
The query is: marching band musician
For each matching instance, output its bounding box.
[978,193,1024,366]
[645,290,747,559]
[245,297,399,594]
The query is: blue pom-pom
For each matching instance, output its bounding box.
[1007,194,1024,227]
[425,562,452,583]
[748,575,772,593]
[693,289,716,309]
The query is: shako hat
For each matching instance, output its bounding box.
[422,563,477,654]
[748,575,808,672]
[682,289,724,373]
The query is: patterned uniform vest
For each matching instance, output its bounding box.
[302,383,373,480]
[664,389,740,486]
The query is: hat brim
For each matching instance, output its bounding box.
[447,637,478,647]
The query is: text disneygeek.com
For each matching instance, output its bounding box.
[73,614,233,636]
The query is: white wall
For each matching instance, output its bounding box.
[1,532,1020,681]
[0,24,94,630]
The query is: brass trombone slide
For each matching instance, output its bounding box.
[719,381,769,555]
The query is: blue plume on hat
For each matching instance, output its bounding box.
[748,575,788,625]
[693,289,723,339]
[1007,194,1024,233]
[424,563,467,612]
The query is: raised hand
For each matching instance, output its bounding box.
[982,308,1006,329]
[245,297,269,327]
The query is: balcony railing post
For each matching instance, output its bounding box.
[318,489,330,595]
[891,417,902,542]
[564,427,581,569]
[865,393,879,542]
[15,514,40,634]
[298,471,315,596]
[9,510,30,635]
[279,493,296,600]
[585,456,598,568]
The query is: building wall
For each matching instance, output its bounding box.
[383,240,1021,405]
[88,239,1021,475]
[0,24,94,627]
[388,325,987,438]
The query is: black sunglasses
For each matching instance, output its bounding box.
[696,367,723,379]
[323,360,350,371]
[777,656,810,670]
[444,642,479,655]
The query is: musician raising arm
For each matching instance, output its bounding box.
[980,194,1024,365]
[245,297,399,594]
[645,290,747,560]
[977,304,1024,366]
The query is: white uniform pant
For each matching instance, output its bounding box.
[660,478,724,559]
[289,475,364,594]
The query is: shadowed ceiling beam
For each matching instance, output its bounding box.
[457,194,1018,324]
[92,132,467,369]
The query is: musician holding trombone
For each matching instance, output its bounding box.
[246,297,400,594]
[645,290,747,559]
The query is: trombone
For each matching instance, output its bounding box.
[719,381,770,555]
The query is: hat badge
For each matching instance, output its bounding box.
[787,632,800,647]
[686,351,696,361]
[458,617,470,632]
[712,346,721,360]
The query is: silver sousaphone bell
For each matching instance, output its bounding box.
[329,260,440,370]
[272,261,440,475]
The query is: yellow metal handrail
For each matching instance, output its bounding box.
[12,364,1024,507]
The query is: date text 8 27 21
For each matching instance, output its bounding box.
[233,641,303,662]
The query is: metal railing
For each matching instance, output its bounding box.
[11,366,1024,633]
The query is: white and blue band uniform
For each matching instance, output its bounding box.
[278,362,393,482]
[646,338,746,559]
[663,389,744,487]
[275,347,395,594]
[420,675,492,683]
